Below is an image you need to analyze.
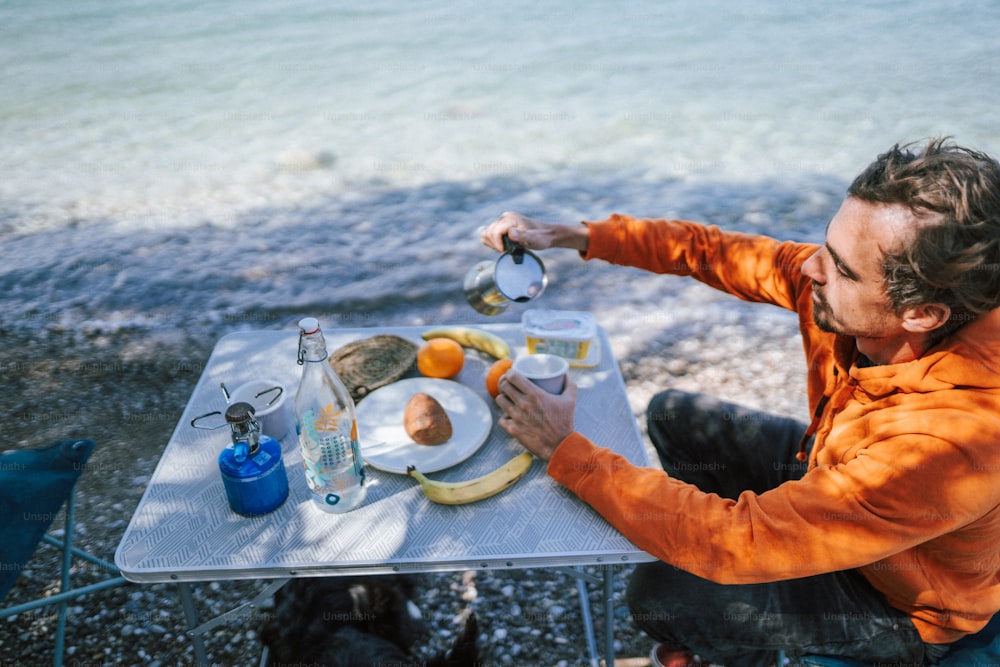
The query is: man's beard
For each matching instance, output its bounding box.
[810,285,899,339]
[812,302,839,334]
[810,288,840,334]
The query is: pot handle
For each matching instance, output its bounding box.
[502,234,526,265]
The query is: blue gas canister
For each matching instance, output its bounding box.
[218,402,289,516]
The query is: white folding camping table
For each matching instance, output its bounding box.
[115,323,655,665]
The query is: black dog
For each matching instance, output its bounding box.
[260,575,479,667]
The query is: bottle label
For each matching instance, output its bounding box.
[298,404,365,499]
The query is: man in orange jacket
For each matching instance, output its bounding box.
[484,138,1000,666]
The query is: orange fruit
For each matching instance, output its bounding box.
[485,358,514,398]
[416,338,465,378]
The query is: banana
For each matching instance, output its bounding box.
[421,326,511,359]
[407,452,533,505]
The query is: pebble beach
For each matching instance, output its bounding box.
[3,0,998,663]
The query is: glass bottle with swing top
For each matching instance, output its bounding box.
[294,317,367,513]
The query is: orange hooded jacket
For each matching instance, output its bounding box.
[547,215,1000,644]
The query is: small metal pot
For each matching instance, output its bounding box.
[464,235,547,315]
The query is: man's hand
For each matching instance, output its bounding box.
[494,370,578,461]
[481,211,589,254]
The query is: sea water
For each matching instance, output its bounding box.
[2,0,999,347]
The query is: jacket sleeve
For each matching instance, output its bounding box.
[582,214,817,312]
[546,431,996,584]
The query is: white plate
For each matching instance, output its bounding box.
[356,377,492,474]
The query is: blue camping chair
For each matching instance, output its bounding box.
[795,613,1000,666]
[0,439,129,665]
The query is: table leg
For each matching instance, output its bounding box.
[174,578,290,665]
[576,573,600,667]
[176,582,210,666]
[562,565,616,666]
[603,565,615,665]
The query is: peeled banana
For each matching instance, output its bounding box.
[407,452,533,505]
[421,326,511,360]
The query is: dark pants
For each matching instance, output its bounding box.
[628,389,934,667]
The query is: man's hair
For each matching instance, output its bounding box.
[848,137,1000,333]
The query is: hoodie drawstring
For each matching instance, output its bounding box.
[796,393,830,462]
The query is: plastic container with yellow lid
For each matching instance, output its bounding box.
[521,309,600,368]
